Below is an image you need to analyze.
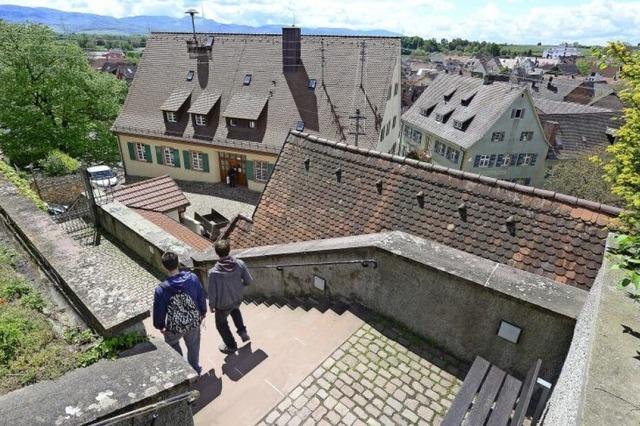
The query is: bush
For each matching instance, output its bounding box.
[78,332,148,367]
[0,160,47,211]
[38,150,80,177]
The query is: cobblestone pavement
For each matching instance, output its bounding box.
[258,322,465,426]
[183,191,255,223]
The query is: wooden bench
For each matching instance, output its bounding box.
[442,356,547,426]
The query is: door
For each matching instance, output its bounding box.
[219,152,247,187]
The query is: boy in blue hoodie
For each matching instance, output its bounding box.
[208,239,253,354]
[153,251,207,374]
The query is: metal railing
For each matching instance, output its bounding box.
[247,259,378,271]
[91,390,199,426]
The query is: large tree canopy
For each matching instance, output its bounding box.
[0,22,127,166]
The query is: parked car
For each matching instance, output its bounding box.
[87,165,118,188]
[47,203,68,216]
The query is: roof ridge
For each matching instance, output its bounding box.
[150,32,400,39]
[289,130,623,217]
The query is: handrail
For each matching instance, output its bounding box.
[90,390,199,425]
[249,259,378,270]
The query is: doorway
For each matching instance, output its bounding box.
[218,152,247,187]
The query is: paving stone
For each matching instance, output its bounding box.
[352,382,365,394]
[326,410,341,425]
[387,397,402,412]
[307,397,321,411]
[329,387,343,400]
[312,406,328,420]
[302,419,315,426]
[340,396,356,409]
[334,379,345,390]
[317,389,329,400]
[366,418,381,426]
[276,413,292,426]
[313,367,326,379]
[434,383,448,396]
[365,403,381,417]
[324,395,338,410]
[318,378,331,390]
[304,384,320,398]
[363,389,374,400]
[332,349,345,360]
[373,387,388,400]
[265,410,280,424]
[342,384,355,398]
[417,405,434,420]
[353,406,368,420]
[293,395,309,409]
[402,409,419,423]
[342,412,357,426]
[288,415,303,426]
[353,394,368,406]
[393,389,407,402]
[335,402,349,417]
[405,398,419,411]
[278,398,292,411]
[301,375,314,387]
[379,415,395,426]
[290,387,304,400]
[391,413,409,426]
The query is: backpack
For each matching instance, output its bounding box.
[161,282,201,335]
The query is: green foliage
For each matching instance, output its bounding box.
[0,160,47,211]
[608,235,640,291]
[0,246,16,267]
[544,151,624,207]
[38,149,80,177]
[64,327,96,346]
[0,22,128,167]
[576,59,591,76]
[77,332,147,367]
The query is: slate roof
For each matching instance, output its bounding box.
[402,74,526,149]
[134,209,211,252]
[533,98,612,114]
[230,131,621,291]
[113,32,400,153]
[111,175,190,213]
[160,89,192,112]
[523,78,582,102]
[223,92,269,120]
[188,91,221,115]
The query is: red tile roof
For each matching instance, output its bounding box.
[230,131,621,291]
[111,175,189,213]
[134,209,212,252]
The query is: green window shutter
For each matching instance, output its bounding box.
[155,146,164,165]
[202,153,210,172]
[246,160,254,181]
[127,142,136,160]
[183,151,191,170]
[144,144,152,163]
[172,149,181,168]
[266,163,275,178]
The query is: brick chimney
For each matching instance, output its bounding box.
[282,26,301,73]
[543,120,561,148]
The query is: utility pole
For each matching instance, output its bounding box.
[349,109,366,147]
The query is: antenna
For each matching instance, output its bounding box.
[185,9,199,41]
[359,40,366,89]
[289,0,296,26]
[321,39,326,86]
[349,108,366,147]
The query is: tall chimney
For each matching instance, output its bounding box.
[543,120,561,148]
[282,26,301,73]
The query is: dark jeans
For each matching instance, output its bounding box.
[164,326,201,374]
[215,307,246,349]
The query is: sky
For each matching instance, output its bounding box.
[9,0,640,45]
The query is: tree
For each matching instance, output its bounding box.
[544,151,623,207]
[0,22,127,166]
[576,59,590,76]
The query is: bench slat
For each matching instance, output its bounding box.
[486,375,522,426]
[463,365,506,426]
[511,359,542,426]
[441,356,490,426]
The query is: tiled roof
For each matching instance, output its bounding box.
[533,98,612,114]
[231,131,621,291]
[223,92,269,120]
[523,78,582,102]
[188,91,221,115]
[403,74,526,149]
[113,32,400,153]
[111,175,190,213]
[160,89,192,112]
[134,209,212,252]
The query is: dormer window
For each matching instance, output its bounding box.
[194,114,206,126]
[308,79,317,90]
[243,74,252,85]
[435,113,443,122]
[295,121,305,132]
[166,111,177,123]
[453,120,463,130]
[420,104,436,117]
[249,121,256,128]
[186,70,194,81]
[443,89,457,102]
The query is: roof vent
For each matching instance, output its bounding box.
[457,202,467,221]
[186,70,194,81]
[335,168,342,182]
[304,158,310,171]
[375,179,383,194]
[295,121,305,132]
[506,215,518,236]
[416,191,425,208]
[243,74,252,85]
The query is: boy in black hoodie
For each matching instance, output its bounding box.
[153,252,207,374]
[208,239,253,354]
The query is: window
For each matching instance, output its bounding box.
[387,85,392,100]
[229,118,238,127]
[386,122,390,136]
[434,141,447,156]
[380,130,384,142]
[191,151,204,171]
[308,79,317,89]
[135,143,147,161]
[254,160,270,182]
[392,116,397,129]
[446,146,460,164]
[478,154,490,168]
[453,120,463,130]
[435,113,443,122]
[166,111,177,123]
[194,114,206,126]
[249,120,256,129]
[498,153,512,167]
[522,153,533,165]
[243,74,252,85]
[511,108,525,119]
[163,147,175,166]
[411,129,422,143]
[296,121,305,132]
[520,131,533,142]
[186,70,194,81]
[491,131,505,142]
[394,83,399,96]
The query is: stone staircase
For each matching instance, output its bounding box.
[242,294,354,316]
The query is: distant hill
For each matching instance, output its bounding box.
[0,5,400,36]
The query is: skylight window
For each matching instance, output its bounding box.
[295,121,305,132]
[243,74,252,85]
[308,79,317,90]
[186,70,194,81]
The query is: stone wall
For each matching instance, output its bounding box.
[32,173,84,205]
[195,232,585,381]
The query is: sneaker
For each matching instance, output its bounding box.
[238,330,250,342]
[219,342,237,354]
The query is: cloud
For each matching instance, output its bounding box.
[10,0,640,44]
